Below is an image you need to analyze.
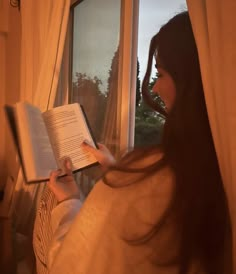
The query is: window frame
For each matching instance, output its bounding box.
[118,0,139,151]
[63,0,139,151]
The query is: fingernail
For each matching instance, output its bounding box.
[66,158,72,169]
[83,140,89,145]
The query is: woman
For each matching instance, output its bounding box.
[36,11,232,274]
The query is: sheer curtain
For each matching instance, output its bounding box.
[187,0,236,271]
[10,0,70,272]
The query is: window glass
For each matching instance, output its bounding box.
[71,0,121,197]
[71,0,120,141]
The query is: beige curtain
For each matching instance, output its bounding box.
[101,47,120,158]
[11,0,70,242]
[187,0,236,271]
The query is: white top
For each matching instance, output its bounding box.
[47,151,203,274]
[48,198,83,268]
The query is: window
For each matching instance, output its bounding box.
[57,0,188,197]
[71,0,121,144]
[67,0,138,198]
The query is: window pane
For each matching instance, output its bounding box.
[71,0,120,142]
[71,0,121,197]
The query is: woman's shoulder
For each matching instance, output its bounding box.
[100,146,174,188]
[119,146,164,168]
[88,149,174,216]
[87,148,175,242]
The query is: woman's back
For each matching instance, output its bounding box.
[48,150,205,274]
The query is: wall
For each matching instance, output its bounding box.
[0,1,8,188]
[0,1,21,189]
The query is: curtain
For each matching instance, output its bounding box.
[101,47,120,158]
[0,0,9,190]
[9,0,70,272]
[187,0,236,271]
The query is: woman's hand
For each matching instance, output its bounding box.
[81,142,116,170]
[48,158,80,203]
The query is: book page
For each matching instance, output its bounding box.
[42,103,97,171]
[15,102,58,182]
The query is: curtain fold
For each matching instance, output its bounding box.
[101,47,120,158]
[10,0,70,252]
[187,0,236,271]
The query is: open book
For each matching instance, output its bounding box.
[5,102,98,183]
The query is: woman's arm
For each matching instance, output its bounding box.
[48,198,82,269]
[47,158,82,268]
[47,144,115,269]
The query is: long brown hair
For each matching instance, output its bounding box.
[141,11,231,274]
[105,11,231,274]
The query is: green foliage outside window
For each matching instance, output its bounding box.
[135,60,165,147]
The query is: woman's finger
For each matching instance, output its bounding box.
[82,141,95,151]
[48,169,62,193]
[64,158,73,176]
[97,143,106,150]
[49,169,62,183]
